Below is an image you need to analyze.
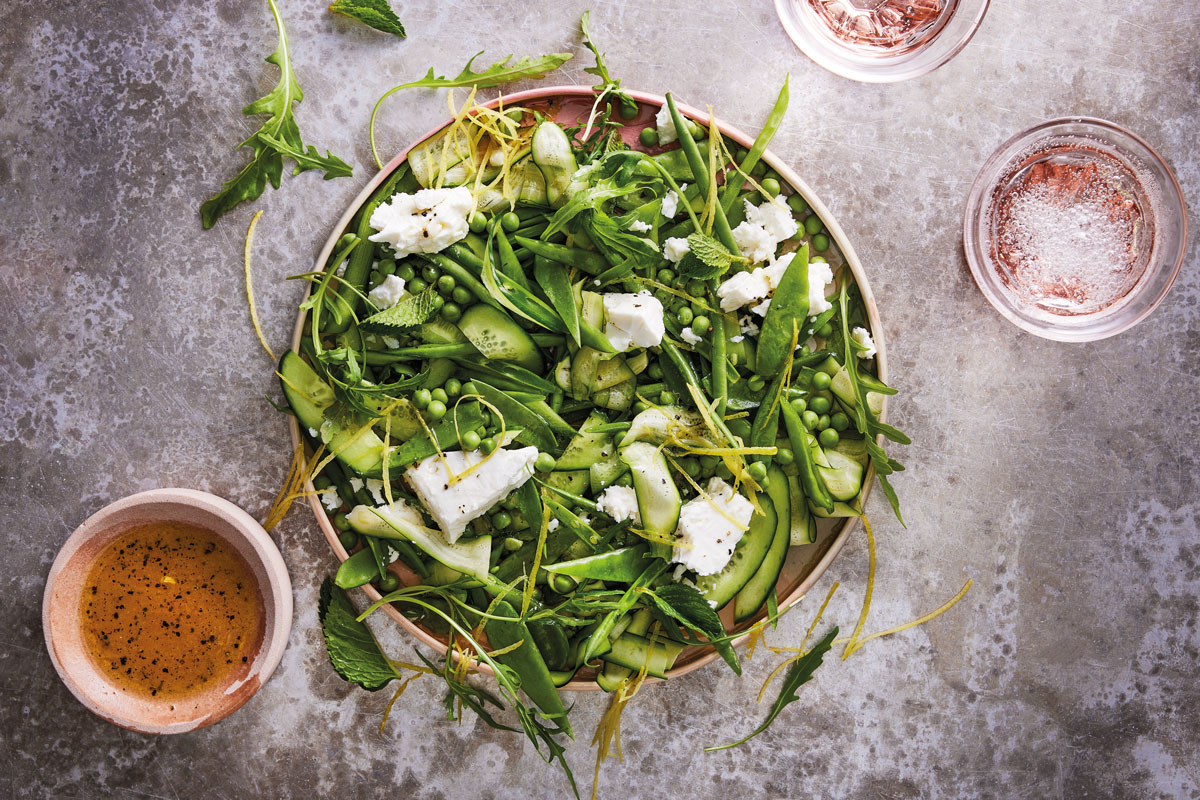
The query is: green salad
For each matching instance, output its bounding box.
[274,19,908,794]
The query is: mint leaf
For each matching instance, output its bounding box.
[648,583,741,676]
[201,0,352,228]
[329,0,406,38]
[707,626,838,751]
[677,232,735,280]
[360,287,442,333]
[318,577,399,691]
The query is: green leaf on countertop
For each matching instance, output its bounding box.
[360,287,442,333]
[706,626,838,751]
[646,583,741,676]
[200,0,353,229]
[370,50,574,168]
[318,576,399,691]
[329,0,406,38]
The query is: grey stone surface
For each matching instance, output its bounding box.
[2,0,1197,797]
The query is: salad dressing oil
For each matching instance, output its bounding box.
[78,521,265,700]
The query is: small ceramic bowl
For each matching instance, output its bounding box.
[42,488,292,733]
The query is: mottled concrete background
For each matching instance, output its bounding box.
[2,0,1197,797]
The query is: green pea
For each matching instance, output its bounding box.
[396,263,417,282]
[496,211,519,232]
[460,430,481,450]
[469,211,488,234]
[818,428,840,447]
[379,258,397,276]
[802,410,820,430]
[658,268,676,284]
[503,536,523,552]
[831,412,849,431]
[699,455,720,473]
[430,294,445,312]
[480,436,497,454]
[421,265,438,283]
[437,274,457,294]
[658,390,676,405]
[632,401,649,414]
[760,177,780,197]
[445,378,462,397]
[776,447,794,465]
[812,233,830,253]
[337,529,357,549]
[368,269,384,289]
[462,381,478,395]
[647,364,664,380]
[748,461,768,481]
[333,512,352,531]
[787,193,808,214]
[790,397,808,414]
[715,463,734,480]
[681,457,701,477]
[426,400,447,420]
[809,395,832,414]
[747,375,766,392]
[451,286,472,305]
[804,215,822,236]
[677,307,694,326]
[413,389,432,409]
[441,302,462,322]
[691,315,710,333]
[812,371,832,390]
[728,418,752,440]
[639,127,660,147]
[408,278,428,293]
[817,414,831,430]
[750,161,768,179]
[535,452,556,472]
[551,573,578,594]
[687,279,707,297]
[817,322,834,339]
[313,474,332,491]
[492,512,512,530]
[378,572,400,592]
[431,388,448,404]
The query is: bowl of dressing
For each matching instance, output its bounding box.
[42,488,292,734]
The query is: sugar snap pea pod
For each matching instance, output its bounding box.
[382,401,485,472]
[325,164,414,334]
[479,240,567,334]
[334,547,380,589]
[710,300,728,416]
[470,380,560,454]
[419,253,500,310]
[580,561,667,664]
[579,320,618,354]
[749,368,788,464]
[543,497,602,551]
[365,343,481,364]
[533,255,581,346]
[493,226,532,291]
[512,236,610,275]
[756,243,810,377]
[664,94,738,255]
[544,545,650,583]
[720,77,788,215]
[781,398,834,512]
[483,599,568,724]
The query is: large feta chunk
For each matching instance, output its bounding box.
[745,198,800,242]
[602,291,665,352]
[852,326,877,358]
[367,274,407,309]
[808,259,835,315]
[716,269,772,312]
[662,237,691,263]
[731,220,777,264]
[654,104,679,145]
[671,478,755,576]
[404,446,538,542]
[595,485,641,524]
[368,186,473,258]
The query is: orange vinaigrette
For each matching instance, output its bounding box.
[79,521,265,700]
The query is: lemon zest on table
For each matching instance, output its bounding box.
[243,210,277,361]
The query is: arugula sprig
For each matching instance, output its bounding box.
[369,51,573,169]
[578,11,638,139]
[201,0,352,229]
[329,0,406,38]
[837,274,910,525]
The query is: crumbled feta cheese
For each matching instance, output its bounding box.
[603,291,665,352]
[386,545,400,564]
[679,327,702,346]
[731,220,777,264]
[628,219,652,233]
[662,237,691,263]
[308,427,319,439]
[730,334,744,343]
[750,298,771,317]
[548,518,560,532]
[739,316,760,337]
[405,446,539,543]
[368,274,407,309]
[745,198,799,242]
[716,269,772,312]
[808,259,835,315]
[349,477,364,494]
[661,183,686,219]
[654,104,678,145]
[577,513,590,526]
[382,335,401,350]
[595,485,641,524]
[852,326,877,358]
[671,478,755,576]
[368,186,473,258]
[318,488,341,511]
[364,478,387,505]
[488,147,506,167]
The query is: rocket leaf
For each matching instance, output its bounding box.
[329,0,406,38]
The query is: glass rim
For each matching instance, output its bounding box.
[962,116,1189,342]
[774,0,991,84]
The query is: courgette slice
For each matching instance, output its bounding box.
[557,412,613,470]
[818,449,865,501]
[279,351,385,476]
[457,304,543,373]
[734,466,792,622]
[347,504,492,583]
[601,633,686,679]
[620,442,681,561]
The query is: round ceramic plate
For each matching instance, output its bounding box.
[290,85,888,690]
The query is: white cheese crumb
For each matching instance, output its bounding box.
[739,316,760,337]
[680,327,702,346]
[671,477,755,576]
[364,478,387,505]
[548,518,560,532]
[308,427,319,439]
[368,274,407,309]
[603,291,665,352]
[382,335,401,350]
[368,186,473,258]
[852,326,877,358]
[661,183,686,219]
[662,237,691,263]
[731,220,777,264]
[318,488,341,511]
[750,298,771,317]
[349,477,364,494]
[628,219,652,233]
[730,334,745,343]
[655,104,678,145]
[595,485,641,524]
[745,198,799,242]
[808,259,835,316]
